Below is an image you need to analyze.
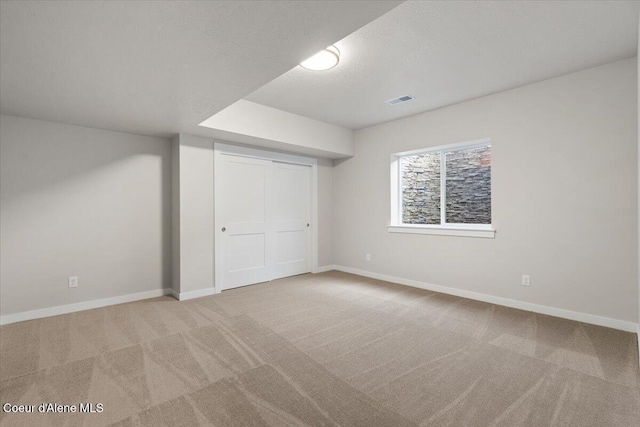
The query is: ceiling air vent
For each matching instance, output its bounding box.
[385,95,415,105]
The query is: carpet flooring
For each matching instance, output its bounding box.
[1,271,639,426]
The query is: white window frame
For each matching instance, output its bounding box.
[389,138,495,239]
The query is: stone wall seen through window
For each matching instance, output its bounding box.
[401,145,491,225]
[401,153,441,224]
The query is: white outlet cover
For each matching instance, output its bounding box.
[69,276,78,288]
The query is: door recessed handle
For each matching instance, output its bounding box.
[221,227,226,232]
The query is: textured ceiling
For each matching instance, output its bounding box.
[0,0,401,138]
[246,1,640,130]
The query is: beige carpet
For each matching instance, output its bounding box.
[1,271,639,426]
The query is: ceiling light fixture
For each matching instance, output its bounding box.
[300,45,340,71]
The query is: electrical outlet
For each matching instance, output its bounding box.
[521,275,530,287]
[69,276,78,288]
[365,254,371,262]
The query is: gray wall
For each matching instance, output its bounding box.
[171,135,181,294]
[318,158,334,267]
[334,58,638,323]
[173,134,215,295]
[0,115,171,315]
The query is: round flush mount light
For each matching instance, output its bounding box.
[300,45,340,71]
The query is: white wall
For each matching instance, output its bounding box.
[0,115,171,315]
[199,100,354,159]
[173,134,215,296]
[334,58,638,324]
[318,158,334,267]
[171,135,181,294]
[637,14,639,355]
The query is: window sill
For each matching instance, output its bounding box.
[387,225,496,239]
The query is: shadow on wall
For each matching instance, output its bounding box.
[0,115,172,314]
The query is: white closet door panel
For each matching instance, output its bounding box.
[227,233,265,272]
[218,155,272,290]
[272,166,309,222]
[224,160,267,224]
[272,162,310,279]
[276,230,306,262]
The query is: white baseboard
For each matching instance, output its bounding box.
[0,288,173,326]
[312,265,337,274]
[172,287,218,301]
[332,265,639,333]
[3,268,636,337]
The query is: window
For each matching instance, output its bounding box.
[389,139,494,238]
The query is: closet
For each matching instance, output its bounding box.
[215,145,312,291]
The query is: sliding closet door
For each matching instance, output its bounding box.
[215,152,312,291]
[217,154,272,291]
[272,162,311,279]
